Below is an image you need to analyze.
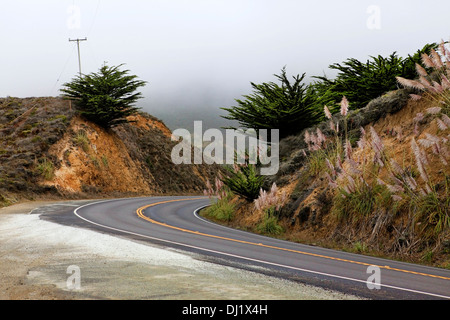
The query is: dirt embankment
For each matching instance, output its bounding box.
[44,115,155,194]
[0,96,218,206]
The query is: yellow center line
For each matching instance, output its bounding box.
[137,198,450,281]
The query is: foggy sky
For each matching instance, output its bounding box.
[1,0,450,130]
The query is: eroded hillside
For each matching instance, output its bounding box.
[0,96,217,206]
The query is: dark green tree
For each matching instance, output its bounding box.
[221,67,321,139]
[310,43,438,114]
[61,63,147,128]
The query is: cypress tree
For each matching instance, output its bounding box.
[221,67,320,139]
[61,63,147,128]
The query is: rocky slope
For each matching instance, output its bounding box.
[0,96,217,206]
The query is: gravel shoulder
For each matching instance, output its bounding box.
[0,200,363,300]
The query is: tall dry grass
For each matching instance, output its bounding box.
[396,39,450,115]
[304,80,449,256]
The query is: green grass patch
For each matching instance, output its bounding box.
[36,158,54,181]
[332,182,392,223]
[203,195,235,222]
[73,130,90,152]
[256,209,284,235]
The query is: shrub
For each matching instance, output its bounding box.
[353,241,369,253]
[253,183,287,235]
[256,209,284,235]
[203,175,235,221]
[253,182,287,213]
[203,194,235,222]
[332,178,390,222]
[0,194,11,207]
[221,164,265,201]
[412,178,450,239]
[36,158,55,181]
[73,130,90,152]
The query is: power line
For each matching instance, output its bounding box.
[87,0,101,37]
[69,37,87,77]
[50,2,100,95]
[50,44,77,96]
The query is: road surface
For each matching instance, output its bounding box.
[49,196,450,300]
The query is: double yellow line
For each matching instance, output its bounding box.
[137,198,450,281]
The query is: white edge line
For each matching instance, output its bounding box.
[73,199,450,300]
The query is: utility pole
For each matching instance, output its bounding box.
[69,37,87,77]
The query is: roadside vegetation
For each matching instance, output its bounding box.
[206,40,450,267]
[202,176,235,222]
[221,43,438,138]
[309,43,438,112]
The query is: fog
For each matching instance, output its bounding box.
[1,0,450,131]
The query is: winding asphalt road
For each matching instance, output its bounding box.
[60,196,450,300]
